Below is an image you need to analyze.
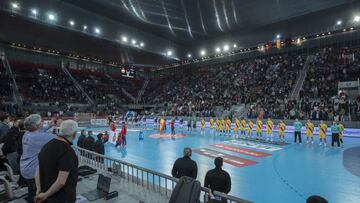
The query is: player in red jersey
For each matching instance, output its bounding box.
[110,120,116,137]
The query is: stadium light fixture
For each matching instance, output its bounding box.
[215,47,221,53]
[337,20,342,25]
[69,20,75,26]
[122,36,128,42]
[233,44,237,48]
[354,16,360,22]
[187,54,192,58]
[83,25,87,30]
[131,39,137,45]
[31,9,37,15]
[167,50,172,56]
[140,42,144,47]
[223,45,229,51]
[94,27,101,34]
[48,13,55,21]
[11,2,19,9]
[200,50,206,56]
[276,34,281,39]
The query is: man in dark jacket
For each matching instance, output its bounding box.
[83,130,95,151]
[171,147,197,179]
[77,130,87,156]
[83,130,95,159]
[77,130,86,148]
[2,119,24,172]
[0,112,10,143]
[204,157,231,203]
[94,133,105,163]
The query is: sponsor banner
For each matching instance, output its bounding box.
[224,140,283,152]
[193,148,257,168]
[149,133,186,139]
[338,81,358,88]
[211,144,271,158]
[90,119,108,126]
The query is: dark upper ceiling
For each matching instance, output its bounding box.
[0,0,358,63]
[64,0,351,46]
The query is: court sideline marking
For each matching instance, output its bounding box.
[272,152,306,201]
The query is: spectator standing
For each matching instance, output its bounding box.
[94,133,105,162]
[20,114,55,203]
[1,119,24,172]
[77,129,86,149]
[204,157,231,203]
[35,120,78,203]
[293,118,302,143]
[171,147,197,179]
[0,112,10,143]
[83,130,95,152]
[102,131,109,143]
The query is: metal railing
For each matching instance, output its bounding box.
[121,87,136,102]
[60,62,95,105]
[289,55,313,100]
[0,48,23,105]
[74,146,252,203]
[136,79,149,103]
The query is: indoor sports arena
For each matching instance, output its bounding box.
[0,1,360,203]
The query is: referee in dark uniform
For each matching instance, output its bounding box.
[204,157,231,203]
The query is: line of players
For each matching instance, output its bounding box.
[196,117,345,147]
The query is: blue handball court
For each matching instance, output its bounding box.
[78,123,360,203]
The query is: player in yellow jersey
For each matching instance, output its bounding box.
[266,118,274,142]
[215,118,220,132]
[220,118,225,135]
[225,118,231,135]
[247,119,254,139]
[234,118,240,137]
[209,118,214,131]
[339,121,345,147]
[278,120,286,143]
[256,118,263,140]
[159,117,165,135]
[200,117,205,134]
[305,120,314,145]
[240,117,246,138]
[318,120,328,146]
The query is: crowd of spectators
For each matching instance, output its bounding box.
[0,61,13,102]
[3,46,360,121]
[10,61,87,104]
[145,53,304,117]
[249,47,360,121]
[69,69,140,106]
[0,113,83,202]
